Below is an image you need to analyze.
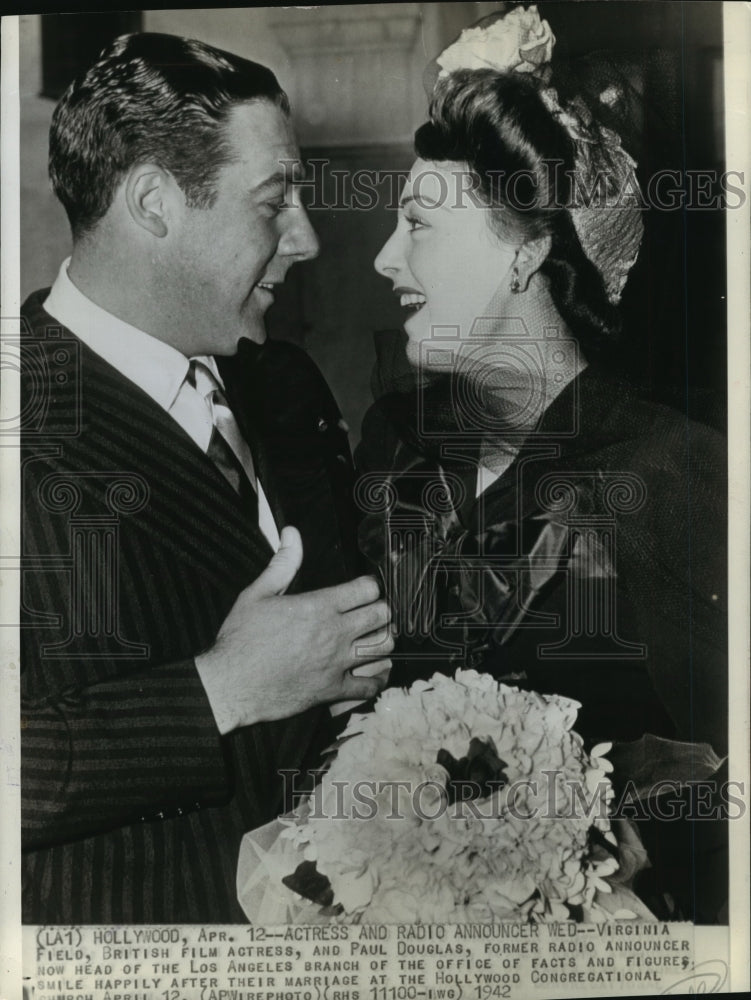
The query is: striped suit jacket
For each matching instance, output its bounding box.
[20,290,359,924]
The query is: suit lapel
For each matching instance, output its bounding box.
[30,311,277,587]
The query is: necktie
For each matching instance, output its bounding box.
[187,359,258,511]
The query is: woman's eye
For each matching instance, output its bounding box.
[405,214,426,232]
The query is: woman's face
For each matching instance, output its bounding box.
[375,159,518,369]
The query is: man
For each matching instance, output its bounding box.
[21,32,391,924]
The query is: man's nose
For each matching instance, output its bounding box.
[280,206,320,261]
[374,228,400,278]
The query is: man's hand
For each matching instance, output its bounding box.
[196,527,393,734]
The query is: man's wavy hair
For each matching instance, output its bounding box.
[415,69,624,364]
[49,32,290,239]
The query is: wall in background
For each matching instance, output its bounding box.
[145,5,423,147]
[20,14,71,300]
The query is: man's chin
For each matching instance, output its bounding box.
[210,326,267,355]
[242,316,269,347]
[243,327,268,348]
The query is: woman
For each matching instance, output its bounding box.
[356,7,727,922]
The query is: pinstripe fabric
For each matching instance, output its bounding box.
[20,291,357,923]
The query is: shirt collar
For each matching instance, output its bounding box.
[43,258,222,409]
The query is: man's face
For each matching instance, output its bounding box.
[167,100,318,355]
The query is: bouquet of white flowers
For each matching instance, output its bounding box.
[238,671,656,924]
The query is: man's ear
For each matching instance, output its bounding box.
[516,235,552,292]
[124,164,174,238]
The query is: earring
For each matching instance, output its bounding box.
[510,265,521,293]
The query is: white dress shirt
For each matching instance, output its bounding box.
[44,259,280,550]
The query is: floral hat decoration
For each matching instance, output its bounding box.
[424,3,644,306]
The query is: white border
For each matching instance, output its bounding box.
[1,5,749,999]
[724,1,751,991]
[0,13,23,1000]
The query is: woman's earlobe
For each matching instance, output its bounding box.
[516,235,552,291]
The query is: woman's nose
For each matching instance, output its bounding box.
[374,228,401,278]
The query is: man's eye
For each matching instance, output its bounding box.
[266,199,287,216]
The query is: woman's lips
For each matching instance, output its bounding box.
[393,285,427,312]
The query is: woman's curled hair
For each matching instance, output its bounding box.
[415,69,625,365]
